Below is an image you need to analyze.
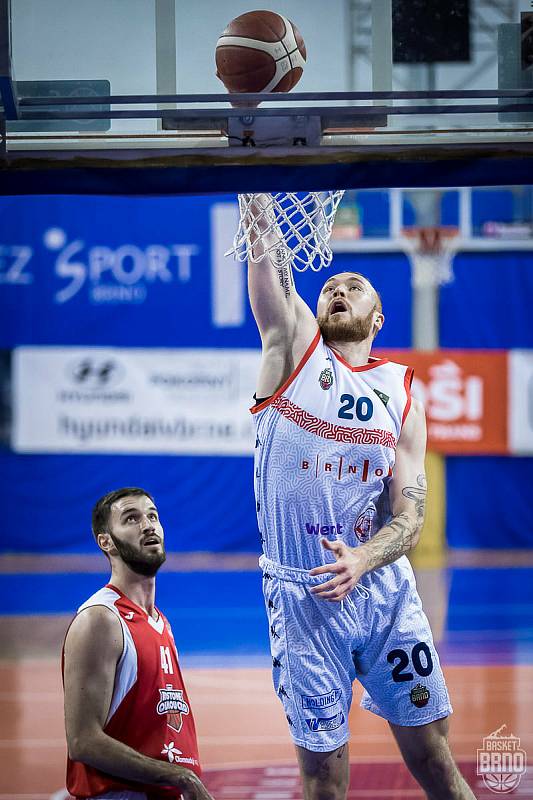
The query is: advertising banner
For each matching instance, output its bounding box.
[378,350,508,454]
[0,195,252,349]
[13,346,517,456]
[13,347,260,455]
[509,350,533,454]
[0,195,410,350]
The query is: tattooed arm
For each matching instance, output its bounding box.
[360,397,427,571]
[246,194,318,398]
[310,398,427,601]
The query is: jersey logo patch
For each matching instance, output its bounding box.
[305,711,345,732]
[373,388,390,406]
[318,367,334,390]
[157,685,190,733]
[410,684,430,708]
[161,741,200,767]
[161,742,182,762]
[301,689,341,709]
[354,507,376,542]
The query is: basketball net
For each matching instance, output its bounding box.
[402,226,459,289]
[227,191,345,271]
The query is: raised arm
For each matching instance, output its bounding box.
[245,194,318,398]
[63,606,214,800]
[309,398,427,601]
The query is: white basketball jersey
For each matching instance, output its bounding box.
[252,330,413,570]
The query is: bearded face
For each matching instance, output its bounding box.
[317,306,376,343]
[109,531,166,577]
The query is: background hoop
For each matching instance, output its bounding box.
[402,225,460,289]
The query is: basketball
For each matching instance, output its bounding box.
[215,10,306,96]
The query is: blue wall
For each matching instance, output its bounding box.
[0,194,531,553]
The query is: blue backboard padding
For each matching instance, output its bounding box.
[3,155,533,196]
[440,251,533,348]
[446,456,533,548]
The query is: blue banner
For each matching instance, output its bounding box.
[0,195,410,349]
[3,194,532,554]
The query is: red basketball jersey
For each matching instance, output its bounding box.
[63,584,201,799]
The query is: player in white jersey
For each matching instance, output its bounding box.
[247,196,476,800]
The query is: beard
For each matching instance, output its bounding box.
[109,532,166,577]
[317,307,375,343]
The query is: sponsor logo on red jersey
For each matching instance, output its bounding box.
[157,685,190,733]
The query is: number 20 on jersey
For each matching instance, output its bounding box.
[338,394,374,421]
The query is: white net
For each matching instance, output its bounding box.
[226,190,345,272]
[402,227,459,289]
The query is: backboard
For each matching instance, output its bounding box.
[1,0,533,198]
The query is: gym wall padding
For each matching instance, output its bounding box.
[439,250,533,549]
[0,194,531,553]
[445,455,533,549]
[439,251,533,349]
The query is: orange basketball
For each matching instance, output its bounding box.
[215,10,306,96]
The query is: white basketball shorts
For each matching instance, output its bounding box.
[260,554,453,752]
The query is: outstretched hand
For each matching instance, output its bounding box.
[309,538,368,602]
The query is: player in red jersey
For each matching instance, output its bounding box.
[62,487,215,800]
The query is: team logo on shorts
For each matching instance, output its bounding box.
[354,507,376,542]
[476,725,527,794]
[318,367,333,390]
[410,684,430,708]
[157,684,190,733]
[305,711,345,732]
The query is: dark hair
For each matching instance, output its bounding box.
[91,487,155,543]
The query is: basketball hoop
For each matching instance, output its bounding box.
[402,226,460,289]
[227,191,345,272]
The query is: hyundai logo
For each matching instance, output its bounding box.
[67,357,124,389]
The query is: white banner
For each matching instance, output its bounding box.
[509,350,533,455]
[12,347,261,455]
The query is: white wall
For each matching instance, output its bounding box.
[10,0,349,135]
[11,0,157,132]
[10,0,516,136]
[175,0,348,94]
